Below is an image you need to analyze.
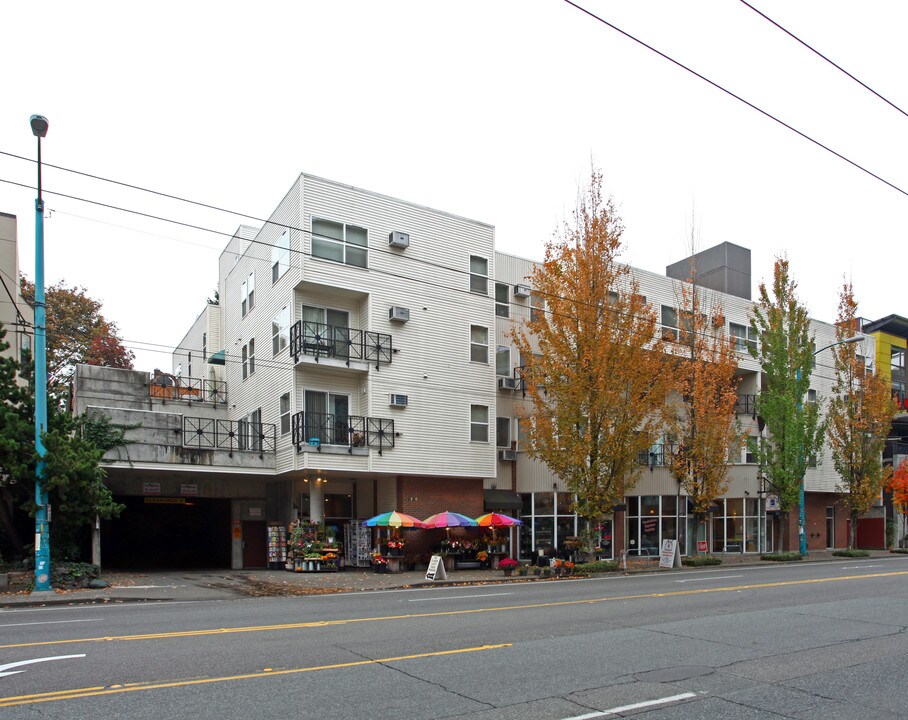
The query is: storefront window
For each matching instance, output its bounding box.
[534,492,554,514]
[710,498,763,552]
[626,495,687,556]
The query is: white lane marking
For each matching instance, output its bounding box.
[675,575,742,583]
[843,565,881,569]
[408,593,514,602]
[0,654,86,679]
[114,585,187,589]
[0,618,99,628]
[562,691,698,719]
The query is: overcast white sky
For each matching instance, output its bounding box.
[2,1,907,372]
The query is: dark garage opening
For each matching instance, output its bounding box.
[102,496,232,569]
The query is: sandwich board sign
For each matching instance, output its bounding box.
[659,539,682,569]
[426,554,447,581]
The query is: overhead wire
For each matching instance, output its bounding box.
[561,0,908,199]
[738,0,908,120]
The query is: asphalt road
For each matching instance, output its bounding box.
[1,556,907,719]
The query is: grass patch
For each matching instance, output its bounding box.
[831,549,870,557]
[760,552,803,562]
[682,555,722,567]
[573,560,619,574]
[890,548,908,554]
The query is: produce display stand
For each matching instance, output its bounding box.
[286,521,344,572]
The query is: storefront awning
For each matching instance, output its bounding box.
[207,350,226,365]
[484,489,522,512]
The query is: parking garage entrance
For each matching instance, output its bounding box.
[102,496,232,569]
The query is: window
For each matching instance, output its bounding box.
[470,255,488,295]
[301,305,349,353]
[495,346,511,376]
[312,218,367,268]
[471,405,489,442]
[238,408,262,451]
[530,293,545,323]
[241,272,255,316]
[496,417,511,448]
[807,389,817,404]
[303,390,350,445]
[495,283,509,317]
[730,322,757,353]
[272,306,291,356]
[279,392,291,436]
[470,325,488,363]
[661,305,678,341]
[242,338,255,379]
[202,332,207,362]
[19,332,31,364]
[187,351,192,379]
[272,229,290,282]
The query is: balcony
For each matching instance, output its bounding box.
[735,394,757,416]
[149,374,227,405]
[182,417,276,457]
[289,321,393,370]
[291,411,396,455]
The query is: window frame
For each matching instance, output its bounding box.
[470,325,489,363]
[496,416,511,448]
[311,217,368,268]
[729,322,757,353]
[470,404,489,442]
[272,228,290,283]
[242,338,255,379]
[494,282,509,317]
[241,272,255,317]
[495,345,511,376]
[279,392,291,436]
[530,293,546,323]
[272,305,291,357]
[469,255,489,295]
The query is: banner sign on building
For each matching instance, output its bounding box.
[142,482,161,495]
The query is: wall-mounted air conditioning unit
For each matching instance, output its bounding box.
[389,306,410,323]
[389,231,410,248]
[513,284,531,298]
[497,377,517,391]
[499,449,517,461]
[390,394,408,407]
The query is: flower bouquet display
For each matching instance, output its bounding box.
[498,557,519,576]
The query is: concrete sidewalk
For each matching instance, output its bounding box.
[1,549,898,608]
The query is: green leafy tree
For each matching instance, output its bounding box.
[0,322,124,561]
[747,258,825,550]
[826,282,897,549]
[512,171,673,523]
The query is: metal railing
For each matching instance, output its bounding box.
[291,411,395,455]
[150,375,227,404]
[289,321,393,369]
[735,394,757,416]
[182,417,276,456]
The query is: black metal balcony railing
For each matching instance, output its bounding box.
[291,411,395,455]
[735,394,757,416]
[150,376,227,404]
[182,417,276,457]
[637,444,676,468]
[289,321,393,369]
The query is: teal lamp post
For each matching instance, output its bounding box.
[798,334,865,556]
[30,114,52,593]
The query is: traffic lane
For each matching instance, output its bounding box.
[3,554,906,647]
[2,588,905,720]
[1,571,905,712]
[2,563,906,657]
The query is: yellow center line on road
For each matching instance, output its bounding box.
[0,643,511,708]
[2,570,904,651]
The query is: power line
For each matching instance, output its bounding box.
[738,0,908,121]
[561,0,908,199]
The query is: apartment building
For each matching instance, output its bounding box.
[73,178,883,569]
[0,212,34,361]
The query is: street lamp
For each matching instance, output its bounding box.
[798,333,865,556]
[30,114,52,593]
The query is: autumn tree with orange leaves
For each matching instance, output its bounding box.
[826,282,897,549]
[664,273,741,548]
[512,172,672,522]
[888,458,908,547]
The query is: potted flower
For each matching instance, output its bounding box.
[498,558,519,576]
[372,553,388,573]
[387,538,405,557]
[476,550,489,567]
[563,560,575,576]
[517,564,529,576]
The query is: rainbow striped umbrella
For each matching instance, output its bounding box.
[422,511,478,528]
[475,512,523,527]
[362,511,426,528]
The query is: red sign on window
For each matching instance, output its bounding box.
[697,540,708,552]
